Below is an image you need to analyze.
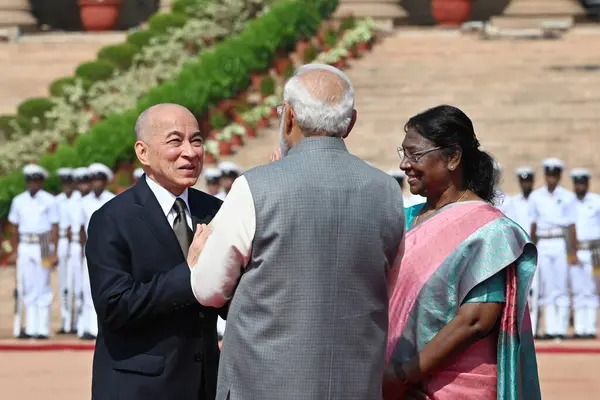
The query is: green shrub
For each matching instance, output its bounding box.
[148,12,188,34]
[75,60,116,84]
[172,0,205,15]
[49,77,77,97]
[303,45,319,63]
[127,29,159,48]
[0,115,16,140]
[340,15,357,31]
[98,43,139,70]
[210,111,229,130]
[17,98,55,120]
[259,76,276,96]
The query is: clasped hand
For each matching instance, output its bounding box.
[187,223,212,269]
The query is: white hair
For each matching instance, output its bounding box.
[283,63,355,138]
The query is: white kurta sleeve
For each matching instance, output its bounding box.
[191,176,256,307]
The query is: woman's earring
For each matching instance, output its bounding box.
[449,165,455,171]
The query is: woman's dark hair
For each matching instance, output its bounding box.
[404,105,498,203]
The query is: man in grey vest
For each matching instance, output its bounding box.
[190,64,405,400]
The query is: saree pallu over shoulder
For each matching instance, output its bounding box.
[387,201,541,400]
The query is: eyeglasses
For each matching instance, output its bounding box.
[276,104,285,118]
[397,146,442,164]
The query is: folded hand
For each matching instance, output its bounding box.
[269,148,282,163]
[187,223,212,269]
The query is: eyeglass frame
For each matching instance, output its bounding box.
[396,146,443,164]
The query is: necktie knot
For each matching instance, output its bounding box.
[173,198,187,216]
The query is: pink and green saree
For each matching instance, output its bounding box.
[387,201,541,399]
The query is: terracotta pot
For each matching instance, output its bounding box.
[78,0,122,32]
[334,59,346,70]
[431,0,473,26]
[349,46,359,59]
[208,130,219,140]
[357,41,372,54]
[204,152,217,165]
[219,140,232,155]
[217,99,233,113]
[231,135,244,147]
[47,143,58,153]
[295,40,311,60]
[233,113,245,125]
[245,126,257,138]
[273,57,292,76]
[256,118,269,129]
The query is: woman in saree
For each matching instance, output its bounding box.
[383,105,541,400]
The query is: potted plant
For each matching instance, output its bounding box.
[224,124,247,147]
[78,0,122,32]
[209,110,229,137]
[316,48,349,69]
[260,76,276,99]
[431,0,473,26]
[203,140,219,165]
[241,111,259,137]
[263,95,280,119]
[216,131,233,155]
[253,105,273,128]
[273,54,293,76]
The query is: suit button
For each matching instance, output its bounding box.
[173,302,180,310]
[198,312,204,318]
[194,353,202,363]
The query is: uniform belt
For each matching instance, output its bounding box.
[20,234,43,244]
[537,227,565,239]
[579,240,600,251]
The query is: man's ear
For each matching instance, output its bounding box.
[135,141,149,167]
[342,109,357,139]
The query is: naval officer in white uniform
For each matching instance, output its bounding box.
[570,168,600,339]
[529,158,578,340]
[55,168,82,334]
[8,164,59,339]
[74,163,115,339]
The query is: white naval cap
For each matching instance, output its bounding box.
[387,169,406,179]
[542,158,564,170]
[57,167,74,178]
[204,167,222,181]
[88,163,114,182]
[218,161,241,176]
[516,166,535,179]
[133,168,144,180]
[571,168,591,179]
[22,164,49,179]
[73,167,90,180]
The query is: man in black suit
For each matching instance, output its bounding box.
[85,103,224,399]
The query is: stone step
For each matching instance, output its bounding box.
[503,0,585,16]
[334,2,407,19]
[490,15,574,29]
[0,10,35,27]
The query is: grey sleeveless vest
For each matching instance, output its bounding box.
[216,137,405,400]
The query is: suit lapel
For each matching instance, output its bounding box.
[133,178,184,261]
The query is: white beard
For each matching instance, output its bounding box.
[279,116,290,157]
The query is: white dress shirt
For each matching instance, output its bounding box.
[575,192,600,242]
[56,190,81,234]
[504,192,533,236]
[145,176,192,230]
[529,185,577,231]
[72,190,116,233]
[8,190,59,234]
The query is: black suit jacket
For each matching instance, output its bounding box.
[86,178,224,400]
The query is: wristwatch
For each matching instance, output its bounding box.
[393,363,410,385]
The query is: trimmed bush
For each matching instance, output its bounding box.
[260,76,276,96]
[127,29,159,48]
[17,98,55,120]
[75,60,116,84]
[148,12,188,34]
[172,0,207,15]
[49,77,77,98]
[98,43,139,70]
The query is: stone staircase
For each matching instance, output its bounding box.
[213,27,600,196]
[0,32,125,115]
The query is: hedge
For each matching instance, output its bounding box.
[127,29,159,48]
[75,60,117,84]
[97,43,140,70]
[49,77,78,97]
[0,0,338,221]
[148,12,189,34]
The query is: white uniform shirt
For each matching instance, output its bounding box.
[504,193,533,236]
[574,192,600,242]
[55,191,81,234]
[8,190,59,234]
[215,191,226,201]
[529,185,577,231]
[74,191,116,233]
[145,176,192,230]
